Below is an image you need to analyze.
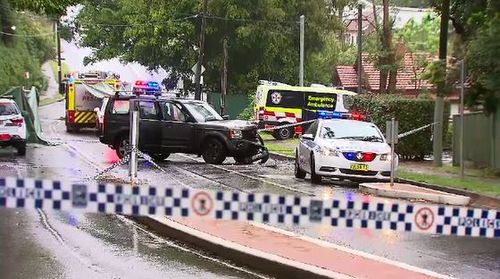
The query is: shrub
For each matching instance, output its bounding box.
[346,94,449,160]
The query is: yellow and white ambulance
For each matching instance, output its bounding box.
[254,84,357,139]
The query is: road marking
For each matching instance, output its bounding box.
[176,154,315,196]
[37,208,103,273]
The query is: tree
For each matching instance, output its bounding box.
[466,14,500,113]
[74,0,339,95]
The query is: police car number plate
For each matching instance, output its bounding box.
[350,164,368,171]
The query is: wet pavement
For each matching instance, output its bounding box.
[0,100,499,278]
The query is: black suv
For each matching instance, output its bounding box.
[98,94,268,164]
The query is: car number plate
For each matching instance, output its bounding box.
[350,164,368,171]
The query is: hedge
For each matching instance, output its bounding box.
[346,95,449,160]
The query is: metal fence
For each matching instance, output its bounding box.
[453,111,499,170]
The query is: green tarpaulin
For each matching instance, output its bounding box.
[0,86,47,144]
[81,82,117,99]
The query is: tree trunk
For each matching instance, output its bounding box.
[379,0,391,93]
[433,0,450,167]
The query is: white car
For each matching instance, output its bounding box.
[0,99,27,155]
[295,118,397,183]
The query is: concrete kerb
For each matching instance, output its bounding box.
[133,216,348,279]
[359,183,471,206]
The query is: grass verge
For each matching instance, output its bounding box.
[50,60,70,78]
[398,169,500,197]
[259,132,298,157]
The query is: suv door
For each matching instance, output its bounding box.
[159,101,194,152]
[137,100,162,152]
[103,98,130,143]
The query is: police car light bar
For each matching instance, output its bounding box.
[316,110,367,121]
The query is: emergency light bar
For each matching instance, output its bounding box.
[316,110,367,121]
[133,80,161,96]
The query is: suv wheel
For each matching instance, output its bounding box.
[115,135,130,159]
[272,125,293,140]
[202,138,227,164]
[17,144,26,156]
[310,153,322,184]
[294,152,306,179]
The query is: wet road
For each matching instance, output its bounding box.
[0,100,499,278]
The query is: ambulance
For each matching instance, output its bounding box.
[254,83,357,139]
[63,71,121,132]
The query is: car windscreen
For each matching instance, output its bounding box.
[0,102,20,115]
[183,102,223,122]
[319,121,384,142]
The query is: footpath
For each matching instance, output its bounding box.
[137,216,452,279]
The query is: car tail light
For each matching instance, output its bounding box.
[5,117,24,127]
[67,110,75,123]
[0,134,12,141]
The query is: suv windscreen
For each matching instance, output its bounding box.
[0,102,20,115]
[111,99,130,114]
[183,102,223,122]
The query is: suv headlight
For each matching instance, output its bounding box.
[229,129,243,139]
[320,147,339,157]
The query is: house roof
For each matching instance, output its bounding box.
[335,53,433,92]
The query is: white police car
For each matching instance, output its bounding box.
[0,99,27,155]
[295,111,397,183]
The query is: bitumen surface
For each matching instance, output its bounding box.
[0,100,498,278]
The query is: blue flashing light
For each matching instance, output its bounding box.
[147,81,160,89]
[316,110,343,119]
[343,152,356,161]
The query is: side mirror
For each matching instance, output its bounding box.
[301,133,314,140]
[222,115,230,120]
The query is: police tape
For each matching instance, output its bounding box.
[398,122,438,139]
[0,177,498,239]
[257,120,316,133]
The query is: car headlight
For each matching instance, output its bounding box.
[380,153,391,161]
[229,129,243,139]
[320,147,339,157]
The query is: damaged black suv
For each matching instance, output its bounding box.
[98,94,268,164]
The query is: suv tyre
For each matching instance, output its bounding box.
[202,138,226,164]
[115,135,130,159]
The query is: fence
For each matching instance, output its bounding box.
[206,92,249,119]
[453,111,499,170]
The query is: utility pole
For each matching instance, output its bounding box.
[194,0,208,100]
[432,0,450,167]
[56,20,63,94]
[221,38,228,116]
[459,60,465,179]
[299,15,305,87]
[357,3,362,94]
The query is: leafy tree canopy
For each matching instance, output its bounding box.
[74,0,346,94]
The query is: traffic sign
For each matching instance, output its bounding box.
[191,191,213,216]
[191,63,205,74]
[414,207,434,230]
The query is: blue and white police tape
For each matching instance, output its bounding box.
[0,177,498,239]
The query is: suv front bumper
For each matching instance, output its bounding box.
[228,136,269,164]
